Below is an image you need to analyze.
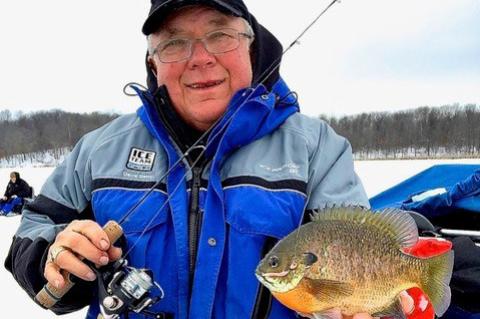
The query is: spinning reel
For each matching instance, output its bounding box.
[35,221,168,318]
[94,258,166,319]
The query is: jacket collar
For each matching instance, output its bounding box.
[135,77,298,161]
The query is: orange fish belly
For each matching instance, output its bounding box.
[271,280,325,314]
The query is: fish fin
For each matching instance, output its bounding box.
[303,277,354,303]
[311,308,342,319]
[372,298,406,319]
[422,250,454,317]
[311,206,418,248]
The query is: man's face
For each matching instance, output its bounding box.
[149,6,253,131]
[10,174,16,183]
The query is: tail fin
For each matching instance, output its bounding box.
[422,250,454,317]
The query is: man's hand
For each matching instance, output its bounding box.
[299,291,415,319]
[1,196,7,201]
[44,220,122,289]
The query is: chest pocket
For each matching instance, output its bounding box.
[225,185,306,238]
[92,189,169,233]
[217,185,306,318]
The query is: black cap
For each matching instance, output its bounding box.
[142,0,250,35]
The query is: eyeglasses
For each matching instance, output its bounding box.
[151,28,254,63]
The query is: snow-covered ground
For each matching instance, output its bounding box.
[0,158,478,318]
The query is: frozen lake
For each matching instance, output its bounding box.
[0,158,478,318]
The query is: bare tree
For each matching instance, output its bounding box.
[321,104,479,159]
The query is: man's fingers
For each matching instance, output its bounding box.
[399,290,415,315]
[58,231,110,266]
[43,220,122,290]
[44,262,65,289]
[68,220,111,251]
[53,248,96,282]
[107,246,123,261]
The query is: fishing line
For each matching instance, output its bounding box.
[117,86,253,226]
[35,0,345,310]
[253,0,341,88]
[290,167,318,266]
[121,137,208,258]
[119,0,343,256]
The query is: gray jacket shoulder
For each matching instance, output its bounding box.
[278,112,348,155]
[269,113,369,209]
[79,113,146,154]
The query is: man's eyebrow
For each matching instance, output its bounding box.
[162,17,233,36]
[163,27,184,37]
[208,17,230,27]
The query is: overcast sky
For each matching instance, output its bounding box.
[0,0,479,117]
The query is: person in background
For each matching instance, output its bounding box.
[0,171,31,216]
[5,1,414,318]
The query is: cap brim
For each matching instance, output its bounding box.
[142,0,243,35]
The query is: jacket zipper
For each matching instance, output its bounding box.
[150,93,207,291]
[149,91,209,309]
[189,165,204,282]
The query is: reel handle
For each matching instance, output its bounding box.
[34,220,124,309]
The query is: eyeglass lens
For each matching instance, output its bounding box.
[156,28,248,63]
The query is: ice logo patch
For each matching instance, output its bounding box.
[126,148,156,171]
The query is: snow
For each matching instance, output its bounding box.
[0,158,478,318]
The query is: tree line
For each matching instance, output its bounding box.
[322,103,480,159]
[0,104,479,165]
[0,110,118,160]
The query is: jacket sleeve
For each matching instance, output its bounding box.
[16,179,31,198]
[4,182,13,198]
[4,133,98,315]
[305,121,370,212]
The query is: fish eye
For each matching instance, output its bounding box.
[268,256,280,268]
[303,252,318,266]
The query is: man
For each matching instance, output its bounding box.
[0,171,31,216]
[5,1,411,318]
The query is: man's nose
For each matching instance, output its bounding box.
[188,40,215,68]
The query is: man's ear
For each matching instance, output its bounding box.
[147,56,157,77]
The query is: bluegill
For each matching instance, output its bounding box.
[255,207,454,318]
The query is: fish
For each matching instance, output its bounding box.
[255,207,454,319]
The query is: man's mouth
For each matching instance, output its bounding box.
[186,79,225,89]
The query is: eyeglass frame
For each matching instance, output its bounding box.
[149,27,254,63]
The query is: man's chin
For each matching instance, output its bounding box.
[194,98,229,112]
[190,108,229,130]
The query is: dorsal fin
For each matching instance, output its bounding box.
[310,206,419,248]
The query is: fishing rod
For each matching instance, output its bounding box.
[121,0,342,260]
[34,0,342,316]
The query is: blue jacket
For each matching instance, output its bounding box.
[6,78,369,319]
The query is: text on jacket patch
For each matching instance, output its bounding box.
[126,147,156,171]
